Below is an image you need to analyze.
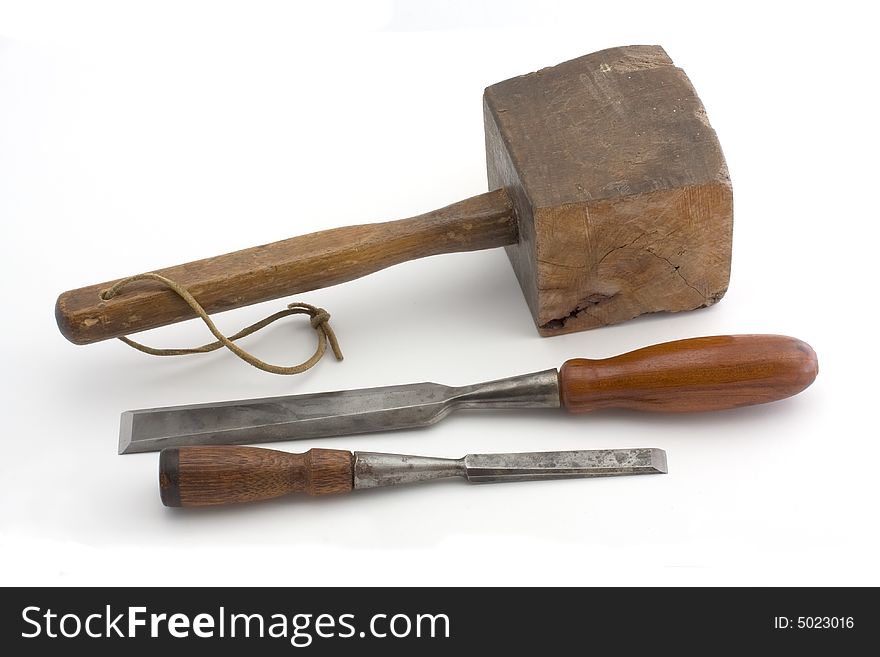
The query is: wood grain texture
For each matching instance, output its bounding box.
[159,446,353,507]
[559,335,818,413]
[56,189,516,345]
[484,45,733,335]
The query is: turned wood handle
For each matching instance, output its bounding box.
[559,335,818,413]
[56,189,516,345]
[159,446,353,507]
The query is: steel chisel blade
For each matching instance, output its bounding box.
[119,370,561,454]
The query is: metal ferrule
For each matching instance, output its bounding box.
[448,369,560,410]
[353,452,465,489]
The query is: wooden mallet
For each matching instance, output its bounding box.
[56,45,732,346]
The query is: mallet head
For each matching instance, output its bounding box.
[484,45,732,335]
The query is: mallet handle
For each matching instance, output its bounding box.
[559,335,818,413]
[159,446,353,507]
[56,189,516,345]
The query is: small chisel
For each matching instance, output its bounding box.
[122,335,818,454]
[159,445,668,507]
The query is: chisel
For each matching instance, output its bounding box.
[122,335,818,454]
[159,446,668,507]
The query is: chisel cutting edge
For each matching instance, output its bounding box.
[123,335,818,454]
[159,446,668,507]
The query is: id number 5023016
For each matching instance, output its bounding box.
[773,617,854,629]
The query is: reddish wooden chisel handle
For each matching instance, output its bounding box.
[159,447,353,507]
[559,335,818,413]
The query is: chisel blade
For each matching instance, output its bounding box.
[119,370,560,454]
[463,448,668,482]
[351,448,667,488]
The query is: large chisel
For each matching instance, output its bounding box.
[121,335,818,454]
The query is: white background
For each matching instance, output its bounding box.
[1,1,877,586]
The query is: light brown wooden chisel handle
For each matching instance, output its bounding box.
[159,446,353,507]
[56,190,516,345]
[559,335,818,413]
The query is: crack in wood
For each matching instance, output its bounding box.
[539,292,617,330]
[645,249,706,300]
